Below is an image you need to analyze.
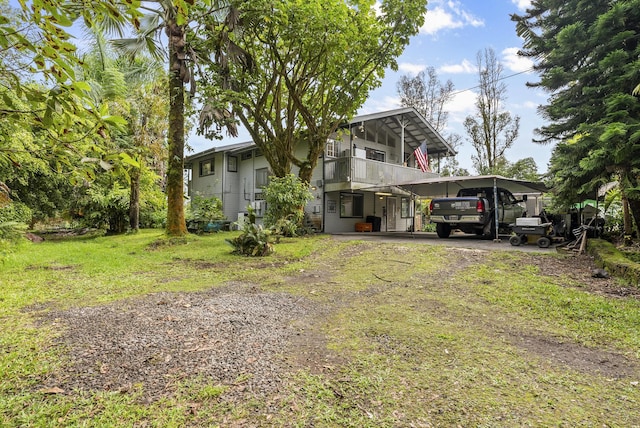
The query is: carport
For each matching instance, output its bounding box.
[394,175,549,242]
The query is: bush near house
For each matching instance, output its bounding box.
[263,174,313,237]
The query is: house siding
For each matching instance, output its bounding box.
[185,108,454,234]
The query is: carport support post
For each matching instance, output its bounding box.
[493,177,501,243]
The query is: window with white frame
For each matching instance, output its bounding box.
[326,139,338,158]
[255,167,269,188]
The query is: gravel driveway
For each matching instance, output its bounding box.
[331,231,561,252]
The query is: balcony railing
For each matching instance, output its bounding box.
[324,157,438,188]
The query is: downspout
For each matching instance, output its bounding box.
[400,116,405,165]
[321,153,326,233]
[221,154,225,215]
[493,177,500,243]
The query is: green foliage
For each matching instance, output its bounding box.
[73,180,130,233]
[263,174,312,237]
[199,0,428,183]
[0,201,31,224]
[225,223,275,257]
[187,194,226,223]
[0,201,30,259]
[513,1,640,233]
[492,157,539,181]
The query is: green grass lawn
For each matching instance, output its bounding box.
[1,231,639,427]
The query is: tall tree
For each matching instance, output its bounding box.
[199,0,428,184]
[111,1,250,236]
[513,0,640,232]
[463,48,520,174]
[396,67,454,133]
[81,30,169,232]
[396,66,462,174]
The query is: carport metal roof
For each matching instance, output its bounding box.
[394,175,548,197]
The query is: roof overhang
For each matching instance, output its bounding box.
[394,175,549,197]
[184,140,255,167]
[345,107,456,157]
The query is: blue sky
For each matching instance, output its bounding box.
[190,0,550,174]
[361,0,549,174]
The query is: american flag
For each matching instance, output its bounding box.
[414,141,430,172]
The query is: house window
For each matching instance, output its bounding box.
[199,158,214,176]
[366,128,376,142]
[352,124,365,140]
[401,197,412,218]
[340,192,364,218]
[255,149,263,157]
[326,139,338,158]
[365,148,385,162]
[255,168,269,188]
[227,155,237,172]
[387,136,397,147]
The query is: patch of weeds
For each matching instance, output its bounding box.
[146,236,193,251]
[174,377,228,402]
[468,253,640,354]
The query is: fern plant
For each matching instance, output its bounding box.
[226,206,276,256]
[226,222,275,256]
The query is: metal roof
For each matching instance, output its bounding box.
[345,107,457,156]
[184,140,254,166]
[395,175,549,197]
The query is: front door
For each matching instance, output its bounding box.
[387,197,397,231]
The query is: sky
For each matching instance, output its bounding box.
[361,0,548,173]
[189,0,551,175]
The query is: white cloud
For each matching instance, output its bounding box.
[398,62,427,75]
[360,95,402,115]
[518,100,539,109]
[445,90,477,125]
[511,0,532,11]
[501,47,534,73]
[421,0,484,36]
[439,59,475,74]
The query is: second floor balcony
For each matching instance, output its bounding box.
[323,156,440,192]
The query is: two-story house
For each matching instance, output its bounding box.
[185,107,456,233]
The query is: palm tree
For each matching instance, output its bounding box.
[81,28,168,233]
[108,1,251,236]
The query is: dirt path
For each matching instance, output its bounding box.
[36,240,640,408]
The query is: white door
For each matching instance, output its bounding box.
[387,197,397,231]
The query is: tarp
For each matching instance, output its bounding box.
[394,175,548,198]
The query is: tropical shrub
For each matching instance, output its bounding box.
[226,206,275,256]
[186,194,225,223]
[263,174,312,237]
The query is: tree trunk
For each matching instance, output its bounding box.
[626,197,640,239]
[129,166,140,232]
[622,195,633,236]
[165,19,187,237]
[297,134,324,184]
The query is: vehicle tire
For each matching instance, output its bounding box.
[537,236,551,248]
[509,235,522,246]
[436,223,451,238]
